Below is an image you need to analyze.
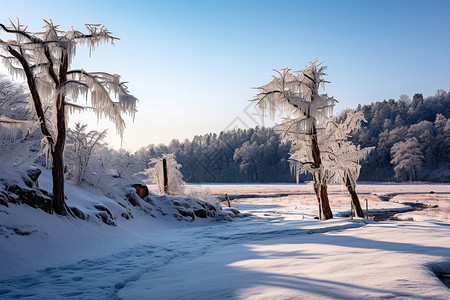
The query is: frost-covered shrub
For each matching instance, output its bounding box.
[184,186,216,203]
[77,146,126,198]
[110,149,140,180]
[83,147,147,199]
[65,123,107,185]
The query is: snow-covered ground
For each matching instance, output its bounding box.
[1,174,449,299]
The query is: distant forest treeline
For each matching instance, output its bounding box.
[353,91,450,182]
[135,127,295,183]
[135,90,450,183]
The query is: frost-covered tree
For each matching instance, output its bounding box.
[0,75,34,134]
[0,20,137,215]
[253,59,336,220]
[233,141,260,181]
[390,137,424,181]
[0,76,38,175]
[85,145,118,198]
[143,153,185,195]
[319,110,373,217]
[65,123,107,185]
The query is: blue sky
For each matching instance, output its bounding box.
[1,0,449,150]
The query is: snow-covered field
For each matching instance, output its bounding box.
[1,175,449,299]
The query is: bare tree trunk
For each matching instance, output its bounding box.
[345,174,364,218]
[319,182,333,219]
[52,93,67,215]
[163,158,169,194]
[311,128,333,220]
[52,149,66,215]
[52,52,69,215]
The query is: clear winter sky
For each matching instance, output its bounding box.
[1,0,449,151]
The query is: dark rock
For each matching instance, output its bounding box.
[94,204,114,219]
[177,208,195,221]
[0,192,9,207]
[429,191,435,194]
[121,212,133,220]
[194,208,207,218]
[206,204,217,212]
[125,192,141,207]
[21,176,34,188]
[96,211,117,226]
[173,200,191,209]
[6,184,53,214]
[70,207,87,220]
[132,184,149,199]
[173,212,183,221]
[26,167,41,183]
[12,227,34,236]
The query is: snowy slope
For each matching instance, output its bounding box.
[1,175,449,299]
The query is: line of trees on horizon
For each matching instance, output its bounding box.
[1,72,449,185]
[133,89,450,183]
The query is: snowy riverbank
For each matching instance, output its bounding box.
[1,175,449,299]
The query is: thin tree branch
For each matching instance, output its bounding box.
[6,45,54,148]
[44,47,60,86]
[0,23,41,43]
[58,80,89,90]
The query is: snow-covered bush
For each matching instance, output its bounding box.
[76,146,132,199]
[65,123,107,185]
[110,149,140,180]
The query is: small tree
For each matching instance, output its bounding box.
[144,153,185,196]
[65,123,107,185]
[390,137,424,181]
[0,20,137,214]
[253,60,336,220]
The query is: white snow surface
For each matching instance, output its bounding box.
[1,172,449,299]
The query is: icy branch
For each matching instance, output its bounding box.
[0,22,41,44]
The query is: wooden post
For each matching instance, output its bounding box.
[365,199,369,219]
[162,158,168,194]
[225,194,231,207]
